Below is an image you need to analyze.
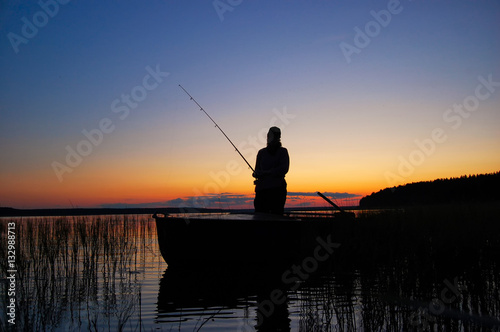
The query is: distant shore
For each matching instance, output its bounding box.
[0,206,359,217]
[0,207,219,217]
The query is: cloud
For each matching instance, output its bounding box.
[101,191,362,209]
[175,193,254,209]
[288,192,362,199]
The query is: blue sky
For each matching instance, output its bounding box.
[1,0,499,208]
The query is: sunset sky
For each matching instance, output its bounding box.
[1,1,499,209]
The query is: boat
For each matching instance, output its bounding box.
[153,210,354,266]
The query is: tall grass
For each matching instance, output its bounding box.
[327,202,500,272]
[295,202,500,331]
[0,214,156,331]
[296,262,500,331]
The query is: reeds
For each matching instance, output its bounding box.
[296,256,500,331]
[295,202,500,331]
[0,214,156,331]
[329,202,500,271]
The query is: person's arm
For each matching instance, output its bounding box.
[253,150,263,178]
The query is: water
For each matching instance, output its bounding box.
[1,214,499,331]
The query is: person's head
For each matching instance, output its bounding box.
[267,126,281,144]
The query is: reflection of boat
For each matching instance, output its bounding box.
[157,263,292,331]
[153,212,351,266]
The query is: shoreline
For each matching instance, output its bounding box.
[0,206,361,218]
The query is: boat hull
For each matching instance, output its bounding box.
[154,213,343,266]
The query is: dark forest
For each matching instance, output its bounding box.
[360,171,500,208]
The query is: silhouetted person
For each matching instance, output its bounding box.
[253,127,289,214]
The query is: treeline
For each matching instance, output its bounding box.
[360,171,500,208]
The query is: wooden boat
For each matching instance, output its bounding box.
[153,211,354,266]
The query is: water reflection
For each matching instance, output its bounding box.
[0,215,160,331]
[156,258,500,331]
[2,213,499,331]
[157,263,292,331]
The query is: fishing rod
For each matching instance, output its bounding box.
[179,85,255,172]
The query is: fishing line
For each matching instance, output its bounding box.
[179,85,255,172]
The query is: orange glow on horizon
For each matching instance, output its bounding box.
[1,138,498,209]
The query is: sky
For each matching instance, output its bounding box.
[1,0,499,209]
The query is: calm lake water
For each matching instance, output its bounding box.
[1,214,499,331]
